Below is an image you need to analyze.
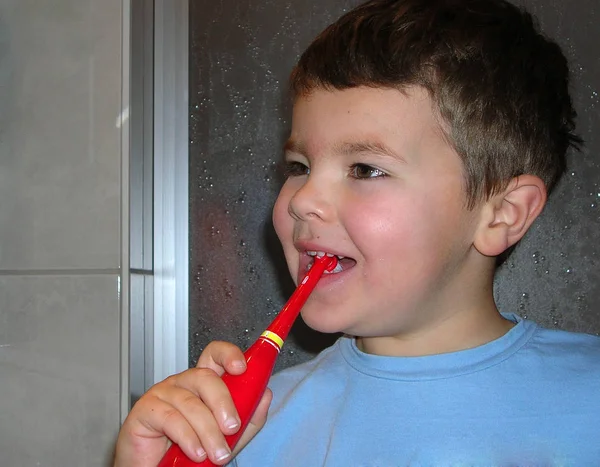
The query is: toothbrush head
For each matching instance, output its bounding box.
[325,255,338,272]
[314,254,338,273]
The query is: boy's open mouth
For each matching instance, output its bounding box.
[306,251,356,274]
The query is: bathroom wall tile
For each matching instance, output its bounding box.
[0,364,119,467]
[0,274,121,466]
[0,0,123,270]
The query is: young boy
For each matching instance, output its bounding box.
[115,0,600,465]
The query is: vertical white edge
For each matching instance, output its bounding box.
[120,0,132,423]
[175,0,190,378]
[129,0,155,406]
[154,0,189,383]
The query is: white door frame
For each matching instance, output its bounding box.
[124,0,189,420]
[152,0,190,383]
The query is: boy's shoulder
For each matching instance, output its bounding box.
[524,318,600,375]
[526,318,600,358]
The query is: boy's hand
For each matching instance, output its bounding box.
[113,341,273,467]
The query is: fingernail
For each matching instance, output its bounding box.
[196,448,207,460]
[224,416,239,430]
[214,447,231,462]
[231,360,245,370]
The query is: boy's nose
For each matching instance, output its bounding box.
[287,176,334,223]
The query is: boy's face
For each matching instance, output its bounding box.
[273,86,485,342]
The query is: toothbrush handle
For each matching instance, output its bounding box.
[157,338,278,467]
[156,256,337,467]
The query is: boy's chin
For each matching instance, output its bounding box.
[300,309,354,336]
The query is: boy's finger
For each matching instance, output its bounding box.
[170,369,242,437]
[163,387,235,465]
[232,388,273,457]
[128,396,208,464]
[196,341,247,376]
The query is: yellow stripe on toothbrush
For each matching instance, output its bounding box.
[261,330,284,350]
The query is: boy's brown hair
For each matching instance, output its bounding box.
[290,0,582,208]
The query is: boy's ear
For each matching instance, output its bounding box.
[473,175,547,257]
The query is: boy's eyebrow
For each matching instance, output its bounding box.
[333,141,406,163]
[283,139,406,162]
[283,139,305,155]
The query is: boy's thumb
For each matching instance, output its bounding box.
[196,341,246,376]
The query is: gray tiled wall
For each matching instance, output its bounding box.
[0,1,123,466]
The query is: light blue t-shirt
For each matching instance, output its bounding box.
[230,314,600,466]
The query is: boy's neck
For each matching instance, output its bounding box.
[354,245,515,357]
[356,304,515,357]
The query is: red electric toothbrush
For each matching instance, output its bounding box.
[157,254,338,467]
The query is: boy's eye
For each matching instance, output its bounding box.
[283,161,310,177]
[350,163,386,179]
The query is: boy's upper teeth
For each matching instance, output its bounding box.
[307,250,345,259]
